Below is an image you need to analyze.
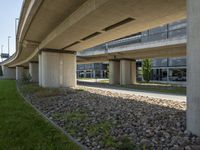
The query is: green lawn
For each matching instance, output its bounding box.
[78,78,186,95]
[123,84,186,95]
[0,80,81,150]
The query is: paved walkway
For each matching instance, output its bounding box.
[78,82,186,102]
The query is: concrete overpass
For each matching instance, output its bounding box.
[77,31,186,63]
[77,26,187,85]
[1,0,200,136]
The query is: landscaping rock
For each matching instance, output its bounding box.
[19,84,200,150]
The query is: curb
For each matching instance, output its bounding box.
[16,82,88,150]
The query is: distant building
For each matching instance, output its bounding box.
[77,19,187,85]
[77,63,108,79]
[151,57,186,83]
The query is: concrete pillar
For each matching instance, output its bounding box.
[16,66,24,80]
[29,62,39,82]
[109,60,120,84]
[187,0,200,136]
[100,70,104,78]
[90,71,92,78]
[84,70,87,78]
[1,66,16,79]
[93,70,96,78]
[120,59,136,85]
[76,71,79,79]
[40,49,76,88]
[39,54,42,86]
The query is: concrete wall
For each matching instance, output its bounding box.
[29,62,39,82]
[186,0,200,136]
[2,66,16,80]
[40,51,76,88]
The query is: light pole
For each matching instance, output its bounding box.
[8,36,11,56]
[1,45,4,62]
[15,18,19,37]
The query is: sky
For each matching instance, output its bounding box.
[0,0,23,60]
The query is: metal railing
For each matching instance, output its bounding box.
[80,26,187,54]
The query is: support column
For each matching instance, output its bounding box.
[187,0,200,136]
[16,66,24,80]
[100,70,104,78]
[84,70,87,78]
[109,60,120,84]
[39,54,42,86]
[93,70,96,78]
[40,49,76,88]
[2,66,16,79]
[29,61,39,82]
[120,59,136,85]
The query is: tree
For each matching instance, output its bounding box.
[0,66,2,76]
[142,59,152,82]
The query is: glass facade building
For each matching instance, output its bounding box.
[78,19,187,84]
[151,57,186,83]
[77,63,108,79]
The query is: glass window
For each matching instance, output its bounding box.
[151,69,167,81]
[94,63,102,70]
[168,20,186,31]
[85,64,93,70]
[77,64,85,70]
[168,57,186,67]
[169,69,186,82]
[149,25,167,35]
[152,58,168,67]
[168,27,186,38]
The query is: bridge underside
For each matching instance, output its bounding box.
[78,43,186,64]
[1,0,200,137]
[5,0,186,67]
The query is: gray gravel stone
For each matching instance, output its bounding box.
[20,84,200,150]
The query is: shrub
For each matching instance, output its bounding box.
[0,66,2,76]
[142,59,152,82]
[118,137,135,150]
[22,72,32,83]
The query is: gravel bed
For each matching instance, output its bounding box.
[20,84,200,150]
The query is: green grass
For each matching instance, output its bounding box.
[123,84,186,95]
[78,78,186,95]
[117,136,136,150]
[86,121,117,148]
[20,83,83,98]
[86,121,111,137]
[20,83,62,97]
[64,112,88,122]
[78,78,92,80]
[98,79,109,83]
[0,80,81,150]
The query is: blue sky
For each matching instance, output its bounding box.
[0,0,23,58]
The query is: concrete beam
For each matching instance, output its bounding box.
[77,44,186,64]
[40,50,76,88]
[186,0,200,136]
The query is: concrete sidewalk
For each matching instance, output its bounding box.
[78,82,186,102]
